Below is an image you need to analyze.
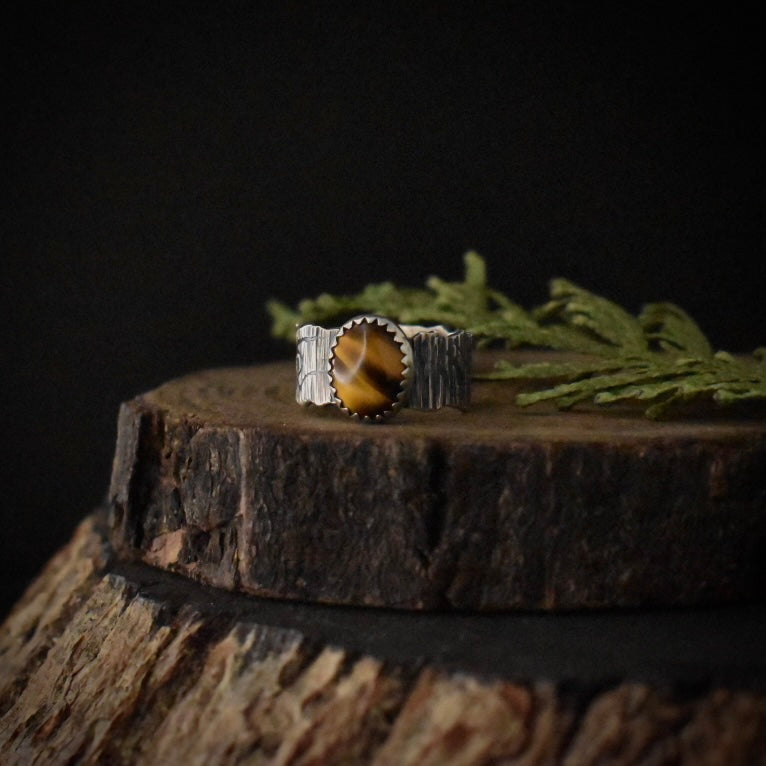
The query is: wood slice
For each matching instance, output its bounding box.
[2,515,765,765]
[108,351,766,610]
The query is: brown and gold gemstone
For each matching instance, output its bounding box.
[331,319,407,418]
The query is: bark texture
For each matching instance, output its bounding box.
[1,517,765,766]
[108,354,766,609]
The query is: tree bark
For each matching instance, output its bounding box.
[2,516,765,765]
[108,353,766,609]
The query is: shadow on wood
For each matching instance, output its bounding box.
[1,516,765,764]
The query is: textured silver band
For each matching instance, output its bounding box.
[296,321,472,411]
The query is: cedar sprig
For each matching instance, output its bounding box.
[267,253,766,418]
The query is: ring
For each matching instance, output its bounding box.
[296,315,473,422]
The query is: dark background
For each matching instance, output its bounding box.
[2,3,764,617]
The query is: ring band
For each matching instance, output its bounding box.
[296,315,473,422]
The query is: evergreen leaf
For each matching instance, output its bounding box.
[480,358,626,381]
[540,279,647,352]
[265,299,301,341]
[639,303,713,357]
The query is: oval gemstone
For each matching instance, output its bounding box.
[331,320,406,418]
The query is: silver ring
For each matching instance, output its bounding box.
[296,315,473,422]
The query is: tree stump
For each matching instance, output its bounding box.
[108,352,766,609]
[1,515,765,764]
[2,353,766,764]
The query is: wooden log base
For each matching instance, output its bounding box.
[1,516,765,765]
[108,353,766,610]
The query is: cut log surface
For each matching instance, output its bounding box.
[109,352,766,610]
[1,516,765,765]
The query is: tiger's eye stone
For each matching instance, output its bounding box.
[331,320,406,418]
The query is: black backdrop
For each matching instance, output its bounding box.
[2,3,764,616]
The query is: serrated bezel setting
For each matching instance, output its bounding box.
[329,315,413,422]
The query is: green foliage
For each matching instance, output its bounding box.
[267,253,766,418]
[267,251,495,337]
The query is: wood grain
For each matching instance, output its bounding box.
[108,352,766,609]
